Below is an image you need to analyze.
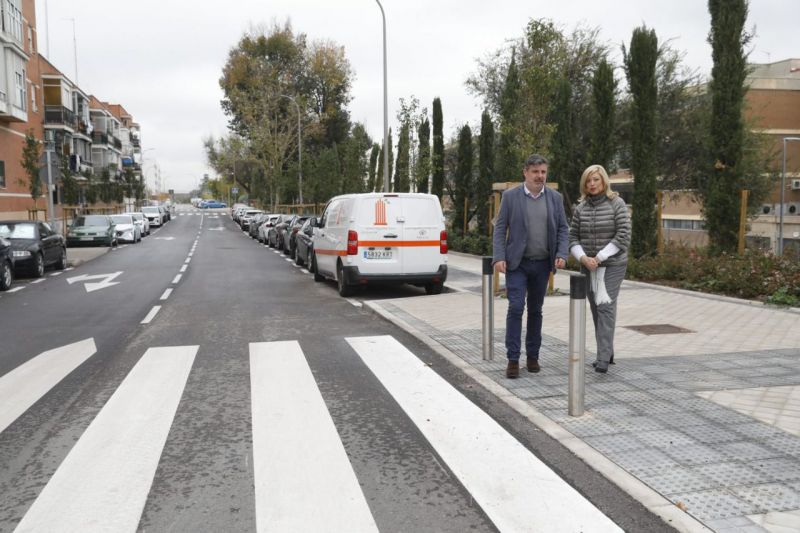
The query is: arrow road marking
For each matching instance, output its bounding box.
[67,272,123,293]
[0,338,97,435]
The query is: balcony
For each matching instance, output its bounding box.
[91,131,110,145]
[44,106,77,128]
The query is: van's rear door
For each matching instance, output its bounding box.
[355,195,403,276]
[398,196,444,274]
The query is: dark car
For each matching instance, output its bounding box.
[294,218,314,267]
[267,214,295,249]
[66,215,117,247]
[282,216,309,258]
[0,236,13,290]
[0,220,67,278]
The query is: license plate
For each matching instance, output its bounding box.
[80,237,94,241]
[363,249,392,260]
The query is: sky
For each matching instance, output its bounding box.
[34,0,797,194]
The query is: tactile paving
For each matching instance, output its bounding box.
[747,458,800,483]
[646,467,716,494]
[692,462,771,487]
[669,489,759,522]
[665,443,730,466]
[680,424,742,444]
[718,441,785,462]
[731,483,800,512]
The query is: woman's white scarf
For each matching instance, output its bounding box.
[590,267,613,305]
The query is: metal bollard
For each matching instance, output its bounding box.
[568,273,587,417]
[482,256,494,361]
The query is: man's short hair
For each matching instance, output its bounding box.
[524,154,548,168]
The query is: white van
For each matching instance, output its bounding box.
[310,193,448,296]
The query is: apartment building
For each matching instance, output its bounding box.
[0,0,44,219]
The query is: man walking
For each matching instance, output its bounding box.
[492,154,569,378]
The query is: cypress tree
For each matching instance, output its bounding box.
[367,143,379,192]
[416,118,431,193]
[376,129,393,192]
[590,58,617,171]
[431,98,444,199]
[394,123,410,192]
[454,124,473,236]
[478,110,495,234]
[704,0,751,253]
[495,52,521,182]
[624,26,659,258]
[550,78,581,215]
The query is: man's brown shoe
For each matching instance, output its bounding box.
[506,361,520,379]
[526,359,541,373]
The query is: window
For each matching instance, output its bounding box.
[662,219,705,231]
[0,160,5,188]
[14,69,26,110]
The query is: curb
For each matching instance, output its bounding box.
[362,297,711,533]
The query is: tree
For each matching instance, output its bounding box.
[367,143,380,192]
[340,123,372,194]
[431,98,445,199]
[478,111,495,234]
[494,51,521,182]
[376,129,393,192]
[415,118,431,193]
[550,78,582,214]
[624,26,659,258]
[453,124,473,236]
[394,123,410,192]
[703,0,752,253]
[19,131,42,209]
[589,58,617,170]
[60,155,80,205]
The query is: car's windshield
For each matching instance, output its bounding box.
[0,222,35,239]
[74,216,110,226]
[111,215,133,224]
[142,207,159,213]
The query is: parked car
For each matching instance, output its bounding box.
[267,214,295,248]
[110,214,141,243]
[310,193,447,296]
[0,236,14,290]
[240,209,264,231]
[0,220,67,278]
[257,215,281,243]
[158,205,170,222]
[248,213,271,239]
[124,212,150,236]
[294,218,314,267]
[66,215,118,248]
[201,200,227,209]
[282,215,309,257]
[141,206,163,227]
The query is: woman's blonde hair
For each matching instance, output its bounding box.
[579,164,617,201]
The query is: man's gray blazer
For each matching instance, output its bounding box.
[492,184,569,273]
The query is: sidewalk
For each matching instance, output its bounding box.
[365,252,800,533]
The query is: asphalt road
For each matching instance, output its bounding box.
[0,206,672,532]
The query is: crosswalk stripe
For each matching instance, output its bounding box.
[15,345,198,533]
[0,338,96,435]
[347,335,622,533]
[249,341,378,533]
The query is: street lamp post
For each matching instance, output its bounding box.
[375,0,389,193]
[280,94,303,205]
[779,137,800,256]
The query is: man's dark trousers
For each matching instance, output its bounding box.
[505,258,551,361]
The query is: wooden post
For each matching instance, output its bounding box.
[656,191,664,254]
[738,189,750,255]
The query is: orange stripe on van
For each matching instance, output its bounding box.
[359,240,441,247]
[314,249,348,256]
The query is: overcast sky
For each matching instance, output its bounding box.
[35,0,797,193]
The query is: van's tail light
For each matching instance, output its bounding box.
[440,230,448,254]
[347,230,358,255]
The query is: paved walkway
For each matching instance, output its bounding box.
[365,252,800,533]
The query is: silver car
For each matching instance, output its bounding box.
[110,214,141,243]
[124,212,150,236]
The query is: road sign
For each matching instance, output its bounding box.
[232,187,239,194]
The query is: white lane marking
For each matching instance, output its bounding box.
[346,336,622,533]
[140,306,161,324]
[284,258,292,263]
[30,278,46,284]
[50,272,63,277]
[15,345,197,533]
[184,258,191,264]
[172,274,182,284]
[188,253,193,258]
[300,269,309,274]
[249,342,378,533]
[346,299,362,308]
[7,287,25,293]
[0,338,97,435]
[179,265,188,273]
[65,267,74,271]
[159,288,173,300]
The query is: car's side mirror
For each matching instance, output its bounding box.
[310,217,320,228]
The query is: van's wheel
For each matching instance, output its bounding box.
[311,253,324,282]
[0,260,12,291]
[337,262,354,297]
[425,282,444,295]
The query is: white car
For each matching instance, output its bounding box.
[141,206,163,227]
[110,214,141,243]
[310,193,448,296]
[124,212,150,236]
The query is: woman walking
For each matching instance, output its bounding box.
[568,165,631,373]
